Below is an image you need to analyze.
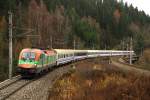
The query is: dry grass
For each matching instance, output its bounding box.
[48,59,150,100]
[139,48,150,63]
[136,48,150,69]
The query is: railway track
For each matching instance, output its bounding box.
[0,75,21,90]
[0,78,33,100]
[0,62,79,100]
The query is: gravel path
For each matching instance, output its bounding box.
[6,65,72,100]
[112,60,150,76]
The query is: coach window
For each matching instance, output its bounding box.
[58,54,61,59]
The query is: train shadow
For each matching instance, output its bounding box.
[19,60,78,80]
[20,65,61,80]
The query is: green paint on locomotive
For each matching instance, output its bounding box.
[38,54,56,65]
[18,60,38,65]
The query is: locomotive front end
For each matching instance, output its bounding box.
[18,49,39,75]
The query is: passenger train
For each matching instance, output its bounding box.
[18,48,134,76]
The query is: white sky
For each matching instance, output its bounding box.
[119,0,150,15]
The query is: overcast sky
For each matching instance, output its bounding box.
[121,0,150,15]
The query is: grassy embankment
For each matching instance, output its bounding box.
[48,59,150,100]
[135,48,150,70]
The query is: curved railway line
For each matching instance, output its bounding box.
[5,64,73,100]
[0,48,135,100]
[0,64,73,100]
[0,57,148,100]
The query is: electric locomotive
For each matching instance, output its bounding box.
[18,48,56,76]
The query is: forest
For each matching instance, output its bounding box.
[0,0,150,80]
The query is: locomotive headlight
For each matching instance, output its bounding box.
[34,64,37,67]
[31,64,36,68]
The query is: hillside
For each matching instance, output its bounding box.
[136,48,150,69]
[0,0,150,80]
[49,59,150,100]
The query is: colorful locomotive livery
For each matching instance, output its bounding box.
[18,48,56,75]
[18,48,134,76]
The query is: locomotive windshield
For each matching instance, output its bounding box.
[22,52,35,60]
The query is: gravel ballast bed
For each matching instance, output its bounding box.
[6,65,72,100]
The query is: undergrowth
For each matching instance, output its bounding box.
[48,60,150,100]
